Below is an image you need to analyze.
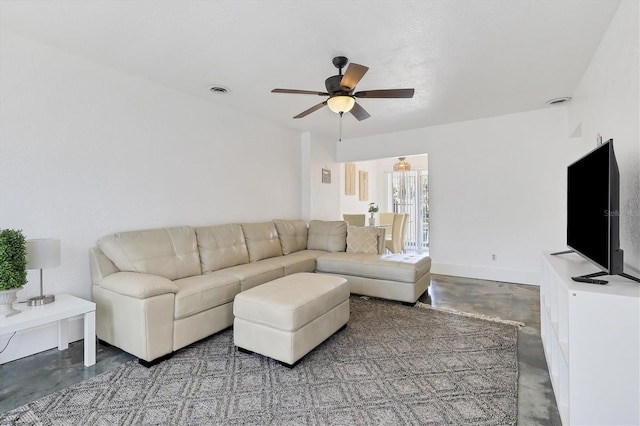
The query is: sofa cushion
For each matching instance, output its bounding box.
[173,274,240,320]
[316,252,432,283]
[258,250,326,275]
[273,219,308,255]
[307,220,347,252]
[195,224,249,273]
[346,225,379,254]
[212,263,285,292]
[241,222,283,263]
[97,227,201,280]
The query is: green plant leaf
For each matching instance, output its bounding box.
[0,229,28,290]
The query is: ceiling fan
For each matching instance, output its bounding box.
[271,56,415,121]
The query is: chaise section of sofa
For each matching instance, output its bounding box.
[315,252,431,304]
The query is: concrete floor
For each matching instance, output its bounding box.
[0,274,561,424]
[423,275,561,425]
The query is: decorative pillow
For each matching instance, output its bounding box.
[241,222,283,263]
[307,220,347,252]
[97,227,201,280]
[195,224,249,273]
[346,225,379,254]
[273,220,308,255]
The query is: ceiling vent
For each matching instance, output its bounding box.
[209,86,228,94]
[546,97,571,106]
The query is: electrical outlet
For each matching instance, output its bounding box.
[491,254,497,261]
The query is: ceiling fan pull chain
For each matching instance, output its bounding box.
[338,112,343,142]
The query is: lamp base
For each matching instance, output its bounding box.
[27,294,55,306]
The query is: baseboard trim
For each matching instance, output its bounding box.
[430,262,539,285]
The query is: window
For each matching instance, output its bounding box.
[385,169,429,253]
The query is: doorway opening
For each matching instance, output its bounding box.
[384,168,429,254]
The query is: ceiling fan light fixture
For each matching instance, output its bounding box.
[327,95,355,114]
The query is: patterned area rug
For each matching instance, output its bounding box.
[1,297,519,425]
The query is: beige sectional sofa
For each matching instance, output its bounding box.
[89,219,431,365]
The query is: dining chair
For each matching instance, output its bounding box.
[343,214,366,227]
[398,213,409,252]
[378,212,394,236]
[385,213,406,253]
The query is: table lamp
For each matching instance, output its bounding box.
[26,238,60,306]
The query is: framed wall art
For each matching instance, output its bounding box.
[345,163,356,195]
[359,170,368,201]
[322,168,331,184]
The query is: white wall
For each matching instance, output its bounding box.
[567,0,640,274]
[0,32,302,360]
[337,107,572,284]
[305,132,341,220]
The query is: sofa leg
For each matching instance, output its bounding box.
[402,301,417,307]
[97,338,113,347]
[138,352,173,368]
[236,346,253,355]
[279,358,302,369]
[238,346,299,368]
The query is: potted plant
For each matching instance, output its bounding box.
[0,228,27,318]
[368,203,379,226]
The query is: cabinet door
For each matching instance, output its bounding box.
[569,291,640,426]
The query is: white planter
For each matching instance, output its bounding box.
[0,287,22,318]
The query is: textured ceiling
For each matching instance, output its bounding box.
[0,0,620,140]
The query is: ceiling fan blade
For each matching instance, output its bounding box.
[354,88,415,98]
[272,88,329,96]
[293,101,327,119]
[340,63,369,91]
[350,102,371,121]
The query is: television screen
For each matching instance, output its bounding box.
[566,139,621,274]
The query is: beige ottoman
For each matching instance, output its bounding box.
[233,272,350,367]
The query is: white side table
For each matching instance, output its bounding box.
[0,294,96,366]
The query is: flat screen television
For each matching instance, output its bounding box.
[559,139,639,284]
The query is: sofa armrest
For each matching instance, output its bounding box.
[89,247,120,285]
[100,272,178,299]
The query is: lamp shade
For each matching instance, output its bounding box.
[327,95,355,114]
[26,239,61,269]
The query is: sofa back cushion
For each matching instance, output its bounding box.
[346,225,380,254]
[273,219,308,255]
[195,224,249,273]
[241,222,283,263]
[97,227,201,280]
[307,220,347,252]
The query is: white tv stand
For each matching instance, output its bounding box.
[540,252,640,425]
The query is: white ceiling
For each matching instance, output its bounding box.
[0,0,620,140]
